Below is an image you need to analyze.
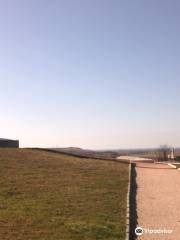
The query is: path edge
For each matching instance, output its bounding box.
[125,162,132,240]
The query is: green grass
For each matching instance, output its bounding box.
[0,148,128,240]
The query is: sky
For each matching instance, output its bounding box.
[0,0,180,149]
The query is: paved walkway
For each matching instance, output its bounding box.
[136,163,180,240]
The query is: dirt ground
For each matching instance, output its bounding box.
[135,162,180,240]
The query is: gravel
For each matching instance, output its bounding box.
[135,162,180,240]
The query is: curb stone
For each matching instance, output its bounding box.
[125,162,131,240]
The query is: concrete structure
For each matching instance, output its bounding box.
[170,148,175,160]
[0,138,19,148]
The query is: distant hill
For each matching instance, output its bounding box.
[48,147,163,159]
[49,147,119,159]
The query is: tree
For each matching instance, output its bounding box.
[156,145,170,161]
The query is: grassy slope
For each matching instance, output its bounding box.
[0,149,128,240]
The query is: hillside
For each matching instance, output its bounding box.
[0,148,128,240]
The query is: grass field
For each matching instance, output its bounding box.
[0,148,128,240]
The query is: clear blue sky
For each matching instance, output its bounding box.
[1,0,180,149]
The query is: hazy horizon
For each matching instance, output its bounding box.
[1,0,180,149]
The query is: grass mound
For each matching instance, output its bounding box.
[0,148,128,240]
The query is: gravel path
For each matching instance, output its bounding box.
[136,162,180,240]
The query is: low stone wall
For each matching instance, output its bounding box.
[126,163,137,240]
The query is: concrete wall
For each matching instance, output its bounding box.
[0,140,19,148]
